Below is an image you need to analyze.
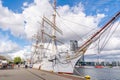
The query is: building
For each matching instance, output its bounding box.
[70,40,78,51]
[0,55,7,60]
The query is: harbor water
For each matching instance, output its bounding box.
[74,67,120,80]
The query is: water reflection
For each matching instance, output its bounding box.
[74,68,120,80]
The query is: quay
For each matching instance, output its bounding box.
[0,68,85,80]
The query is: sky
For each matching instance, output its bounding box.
[0,0,120,61]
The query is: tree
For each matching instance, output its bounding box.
[14,57,21,64]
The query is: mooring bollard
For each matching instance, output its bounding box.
[85,75,91,80]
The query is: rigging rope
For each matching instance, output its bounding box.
[99,19,120,52]
[95,18,120,62]
[58,17,83,40]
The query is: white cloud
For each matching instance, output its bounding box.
[23,2,28,7]
[0,41,19,53]
[22,0,53,39]
[8,45,31,59]
[9,50,29,59]
[56,3,105,43]
[0,1,25,37]
[104,8,109,12]
[0,33,20,53]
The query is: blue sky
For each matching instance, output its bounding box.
[0,28,29,47]
[2,0,33,13]
[1,0,119,47]
[0,0,120,59]
[2,0,120,15]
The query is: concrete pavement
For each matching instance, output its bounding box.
[0,68,85,80]
[0,68,70,80]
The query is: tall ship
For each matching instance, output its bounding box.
[31,0,120,74]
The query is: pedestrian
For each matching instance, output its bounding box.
[18,63,20,68]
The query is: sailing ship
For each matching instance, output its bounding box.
[31,0,120,74]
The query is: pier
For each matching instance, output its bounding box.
[0,68,85,80]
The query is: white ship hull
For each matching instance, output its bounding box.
[33,55,81,73]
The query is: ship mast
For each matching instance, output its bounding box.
[39,18,44,59]
[41,18,44,45]
[42,0,62,55]
[52,0,57,55]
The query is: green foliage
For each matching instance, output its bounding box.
[14,57,21,64]
[8,61,13,64]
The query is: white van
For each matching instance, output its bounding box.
[0,60,8,69]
